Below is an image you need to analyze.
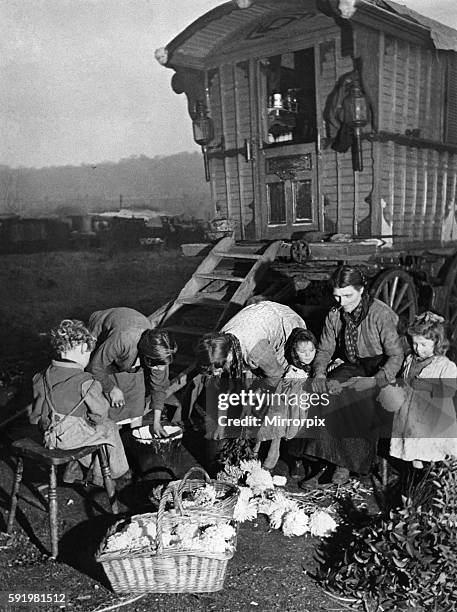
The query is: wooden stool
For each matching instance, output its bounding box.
[6,438,119,559]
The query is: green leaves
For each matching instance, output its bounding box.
[313,460,457,611]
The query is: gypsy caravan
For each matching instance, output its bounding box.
[152,0,457,391]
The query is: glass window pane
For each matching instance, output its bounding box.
[294,180,313,222]
[267,182,286,224]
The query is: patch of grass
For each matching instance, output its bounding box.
[0,248,201,365]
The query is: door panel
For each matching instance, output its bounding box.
[262,143,318,238]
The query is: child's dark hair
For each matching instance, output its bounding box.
[50,319,96,355]
[138,328,177,366]
[407,311,449,356]
[285,328,317,368]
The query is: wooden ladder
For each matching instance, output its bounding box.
[149,237,283,394]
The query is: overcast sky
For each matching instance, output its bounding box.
[1,0,456,169]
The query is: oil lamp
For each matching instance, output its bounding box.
[347,78,368,171]
[192,101,214,181]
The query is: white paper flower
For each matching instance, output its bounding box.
[145,522,157,540]
[182,484,217,508]
[267,493,299,529]
[217,464,244,485]
[126,522,143,539]
[199,523,236,553]
[309,510,338,537]
[269,507,286,529]
[216,523,237,540]
[154,47,168,65]
[272,475,287,487]
[234,490,258,522]
[256,495,276,517]
[246,465,274,494]
[240,459,262,474]
[161,530,173,548]
[282,509,310,537]
[175,522,199,542]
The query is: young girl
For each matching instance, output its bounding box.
[258,329,318,471]
[284,328,318,379]
[389,311,457,467]
[28,319,129,485]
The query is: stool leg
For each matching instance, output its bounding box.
[48,465,59,559]
[6,457,23,535]
[97,446,119,514]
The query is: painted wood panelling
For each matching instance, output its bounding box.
[203,9,457,243]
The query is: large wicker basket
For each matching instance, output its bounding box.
[96,469,239,593]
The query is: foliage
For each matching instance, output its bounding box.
[217,433,257,467]
[314,460,457,611]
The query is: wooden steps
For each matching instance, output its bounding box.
[149,236,283,395]
[196,272,245,282]
[176,296,226,308]
[214,251,261,260]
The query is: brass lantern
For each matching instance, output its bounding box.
[192,101,214,181]
[346,79,368,171]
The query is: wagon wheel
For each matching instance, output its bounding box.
[370,269,417,330]
[443,255,457,344]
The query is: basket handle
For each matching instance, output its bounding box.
[156,482,176,554]
[173,466,212,514]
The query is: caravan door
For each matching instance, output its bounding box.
[257,47,320,239]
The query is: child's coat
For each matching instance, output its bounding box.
[390,354,457,462]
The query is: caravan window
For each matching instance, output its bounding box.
[264,48,316,146]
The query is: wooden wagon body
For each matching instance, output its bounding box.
[153,0,457,392]
[160,0,457,245]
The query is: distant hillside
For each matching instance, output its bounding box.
[0,152,213,218]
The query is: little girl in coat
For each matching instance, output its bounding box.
[259,328,318,470]
[388,311,457,468]
[28,319,129,485]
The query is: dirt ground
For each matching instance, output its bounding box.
[0,430,346,612]
[0,248,371,612]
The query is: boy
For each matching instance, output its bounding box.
[28,319,129,485]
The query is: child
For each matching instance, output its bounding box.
[389,311,457,467]
[284,328,318,379]
[259,328,318,471]
[28,319,129,485]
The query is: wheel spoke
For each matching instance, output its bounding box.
[373,271,416,324]
[389,277,399,308]
[396,300,415,315]
[392,283,409,311]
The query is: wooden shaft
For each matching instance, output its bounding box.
[6,457,23,535]
[48,465,58,559]
[97,446,119,514]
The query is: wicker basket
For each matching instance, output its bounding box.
[96,477,238,593]
[170,466,239,520]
